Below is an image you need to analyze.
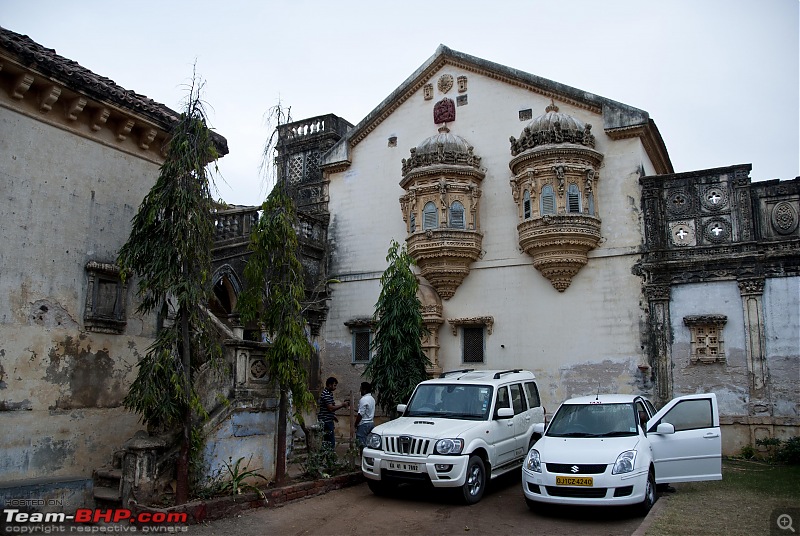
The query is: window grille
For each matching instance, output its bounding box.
[684,315,727,364]
[449,201,465,229]
[353,330,372,363]
[423,202,438,230]
[462,326,484,363]
[541,185,556,215]
[410,212,416,232]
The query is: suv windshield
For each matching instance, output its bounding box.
[546,402,638,438]
[405,384,494,421]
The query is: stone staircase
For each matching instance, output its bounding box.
[92,450,124,508]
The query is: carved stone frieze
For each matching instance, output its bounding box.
[447,316,494,336]
[406,229,483,299]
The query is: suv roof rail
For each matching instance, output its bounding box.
[439,368,475,378]
[493,369,523,379]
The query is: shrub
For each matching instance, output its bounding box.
[755,436,800,465]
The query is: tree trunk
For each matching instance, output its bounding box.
[176,304,192,504]
[275,389,288,484]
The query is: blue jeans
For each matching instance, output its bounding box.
[356,422,374,447]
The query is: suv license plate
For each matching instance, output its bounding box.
[388,461,420,472]
[556,476,593,487]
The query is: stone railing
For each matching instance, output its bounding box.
[213,206,260,244]
[279,114,351,142]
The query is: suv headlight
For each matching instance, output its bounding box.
[434,438,464,455]
[525,449,541,472]
[365,432,382,450]
[612,450,636,474]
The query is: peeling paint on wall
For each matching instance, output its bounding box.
[29,300,79,330]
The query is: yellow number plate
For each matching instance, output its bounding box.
[556,476,593,487]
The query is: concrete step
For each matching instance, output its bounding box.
[93,485,121,503]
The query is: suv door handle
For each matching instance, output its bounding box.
[703,432,720,439]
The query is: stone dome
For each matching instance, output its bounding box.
[402,126,482,175]
[415,126,472,156]
[510,101,596,156]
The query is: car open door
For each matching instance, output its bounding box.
[646,393,722,483]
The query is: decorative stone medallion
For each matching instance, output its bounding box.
[771,200,799,235]
[438,74,454,94]
[423,83,433,101]
[250,358,268,380]
[700,185,729,212]
[703,218,731,243]
[669,220,696,246]
[666,189,692,216]
[434,97,456,124]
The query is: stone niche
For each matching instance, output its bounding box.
[509,102,604,291]
[400,126,485,300]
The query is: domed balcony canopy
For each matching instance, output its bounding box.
[402,126,482,177]
[510,101,596,157]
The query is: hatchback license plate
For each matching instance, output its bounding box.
[388,461,420,472]
[556,476,593,486]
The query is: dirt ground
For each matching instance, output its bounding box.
[186,472,644,536]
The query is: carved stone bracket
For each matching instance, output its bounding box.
[447,316,494,336]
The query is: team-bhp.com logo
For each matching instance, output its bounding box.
[3,508,188,532]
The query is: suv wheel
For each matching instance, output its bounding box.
[460,455,486,504]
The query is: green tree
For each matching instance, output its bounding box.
[117,76,221,504]
[365,240,431,416]
[238,105,315,483]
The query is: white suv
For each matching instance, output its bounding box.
[362,369,544,504]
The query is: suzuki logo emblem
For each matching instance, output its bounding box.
[571,465,580,473]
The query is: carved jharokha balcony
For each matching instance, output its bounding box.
[406,228,483,300]
[517,214,601,292]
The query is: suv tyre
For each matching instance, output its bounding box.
[460,455,486,505]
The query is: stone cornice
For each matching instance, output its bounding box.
[0,27,228,162]
[447,316,494,336]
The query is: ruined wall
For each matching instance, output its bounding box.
[0,108,158,483]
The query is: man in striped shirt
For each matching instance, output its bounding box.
[318,376,349,449]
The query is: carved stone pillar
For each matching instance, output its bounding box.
[645,284,672,407]
[738,278,771,413]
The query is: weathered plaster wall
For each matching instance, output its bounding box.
[0,108,158,482]
[202,409,278,484]
[669,281,749,414]
[321,65,656,412]
[763,276,800,419]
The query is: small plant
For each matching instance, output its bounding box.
[739,444,756,460]
[302,442,340,479]
[196,456,269,498]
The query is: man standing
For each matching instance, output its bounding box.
[318,376,348,450]
[355,381,375,448]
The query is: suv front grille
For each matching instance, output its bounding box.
[383,435,432,456]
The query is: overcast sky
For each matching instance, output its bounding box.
[2,0,798,205]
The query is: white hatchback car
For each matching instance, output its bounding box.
[522,393,722,515]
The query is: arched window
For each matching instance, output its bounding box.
[423,201,438,230]
[523,190,531,219]
[449,200,465,229]
[541,185,556,215]
[409,211,416,232]
[567,184,581,213]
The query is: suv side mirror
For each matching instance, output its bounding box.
[496,407,514,419]
[397,404,407,415]
[533,422,545,435]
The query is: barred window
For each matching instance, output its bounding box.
[352,330,372,363]
[462,326,485,363]
[410,211,416,233]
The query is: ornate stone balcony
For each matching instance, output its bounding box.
[517,214,601,292]
[406,228,483,300]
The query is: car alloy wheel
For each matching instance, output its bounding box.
[461,455,486,504]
